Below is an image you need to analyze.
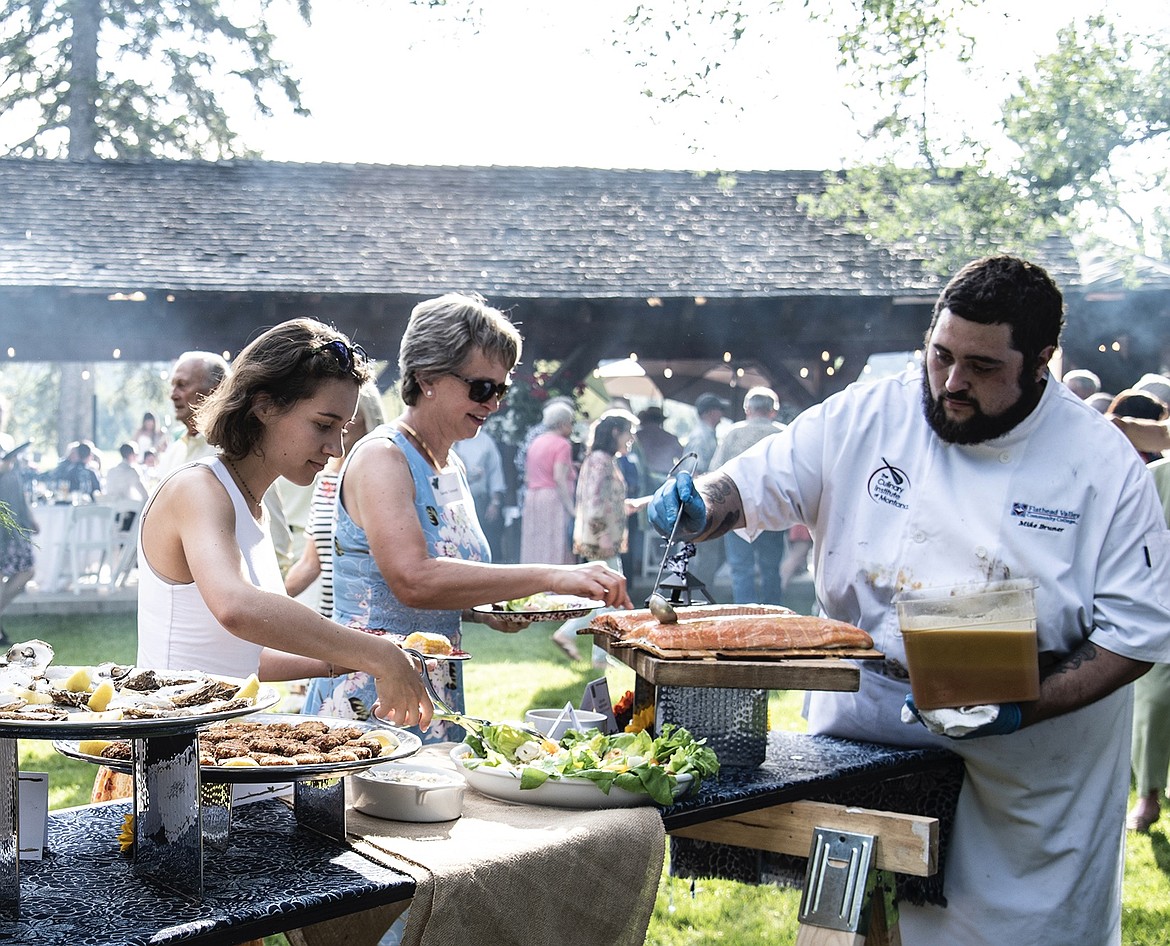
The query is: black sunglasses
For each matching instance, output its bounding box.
[314,340,367,374]
[450,372,510,404]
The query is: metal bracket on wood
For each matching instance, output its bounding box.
[798,826,876,933]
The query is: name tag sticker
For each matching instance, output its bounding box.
[433,471,463,506]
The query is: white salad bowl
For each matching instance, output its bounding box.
[450,743,692,809]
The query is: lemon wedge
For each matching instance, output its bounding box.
[16,688,53,705]
[78,739,115,757]
[62,667,92,692]
[220,756,261,767]
[234,674,261,702]
[73,710,123,723]
[87,680,115,712]
[366,730,401,754]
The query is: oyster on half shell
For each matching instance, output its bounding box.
[0,639,264,722]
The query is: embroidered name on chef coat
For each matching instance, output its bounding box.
[1011,502,1081,533]
[868,457,910,509]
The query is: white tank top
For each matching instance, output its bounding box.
[136,458,284,676]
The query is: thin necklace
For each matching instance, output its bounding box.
[225,457,262,512]
[396,421,447,471]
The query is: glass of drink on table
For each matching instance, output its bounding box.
[896,578,1039,710]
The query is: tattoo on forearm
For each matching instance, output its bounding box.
[706,474,737,505]
[702,474,744,539]
[1047,641,1098,678]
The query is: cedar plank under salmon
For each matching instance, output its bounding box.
[590,605,872,652]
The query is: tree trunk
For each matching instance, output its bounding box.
[66,0,101,160]
[57,362,96,455]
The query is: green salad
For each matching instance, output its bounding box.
[460,722,720,806]
[499,593,567,612]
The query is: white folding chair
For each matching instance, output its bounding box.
[108,498,143,587]
[65,503,117,593]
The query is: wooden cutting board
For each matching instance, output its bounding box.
[592,636,873,691]
[607,641,881,662]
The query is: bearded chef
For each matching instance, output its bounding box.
[649,255,1170,946]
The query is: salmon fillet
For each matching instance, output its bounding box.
[590,605,872,652]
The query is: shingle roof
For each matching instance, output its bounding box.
[0,158,1064,300]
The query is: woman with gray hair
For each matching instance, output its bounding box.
[303,293,630,735]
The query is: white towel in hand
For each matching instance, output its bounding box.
[901,702,1000,737]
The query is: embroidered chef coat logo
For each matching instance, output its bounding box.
[1011,502,1080,533]
[868,457,910,509]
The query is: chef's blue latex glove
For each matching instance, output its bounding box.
[647,471,708,540]
[902,693,1023,739]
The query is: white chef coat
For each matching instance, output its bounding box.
[725,368,1170,946]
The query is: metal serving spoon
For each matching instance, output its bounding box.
[647,453,699,625]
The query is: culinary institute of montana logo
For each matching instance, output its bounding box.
[868,457,910,509]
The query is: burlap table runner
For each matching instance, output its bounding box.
[289,744,666,946]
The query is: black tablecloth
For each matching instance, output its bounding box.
[663,731,964,906]
[1,799,414,946]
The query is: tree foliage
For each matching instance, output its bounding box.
[806,7,1170,270]
[614,0,1170,270]
[1003,17,1170,258]
[0,0,312,159]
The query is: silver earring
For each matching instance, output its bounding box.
[425,390,434,398]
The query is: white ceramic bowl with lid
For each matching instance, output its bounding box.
[351,761,466,822]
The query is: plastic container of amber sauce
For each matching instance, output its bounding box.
[895,579,1039,710]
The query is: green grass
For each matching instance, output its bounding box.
[9,610,1170,943]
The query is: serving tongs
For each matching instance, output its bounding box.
[403,648,550,744]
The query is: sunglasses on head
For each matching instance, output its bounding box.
[314,340,367,374]
[450,372,510,404]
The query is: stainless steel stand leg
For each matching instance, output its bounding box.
[133,732,203,900]
[200,781,233,851]
[295,776,347,842]
[0,739,18,917]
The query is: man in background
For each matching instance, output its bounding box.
[105,442,149,503]
[155,351,230,477]
[42,441,102,499]
[1061,367,1100,400]
[634,405,682,492]
[684,392,729,474]
[710,387,786,604]
[154,349,291,565]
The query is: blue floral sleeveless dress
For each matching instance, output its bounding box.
[301,425,490,743]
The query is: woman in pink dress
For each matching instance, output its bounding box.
[520,400,576,566]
